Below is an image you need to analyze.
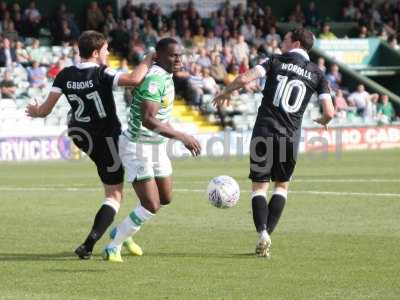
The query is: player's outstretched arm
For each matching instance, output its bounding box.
[314,96,335,129]
[212,67,263,107]
[141,101,201,156]
[25,92,62,118]
[117,52,155,87]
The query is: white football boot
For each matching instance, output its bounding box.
[255,230,272,258]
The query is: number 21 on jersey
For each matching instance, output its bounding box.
[272,75,306,113]
[68,91,106,122]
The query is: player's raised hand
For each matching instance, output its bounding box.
[25,98,40,118]
[212,92,231,107]
[181,133,201,156]
[313,117,329,130]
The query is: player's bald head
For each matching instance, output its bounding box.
[156,38,179,54]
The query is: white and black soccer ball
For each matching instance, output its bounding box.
[207,175,240,208]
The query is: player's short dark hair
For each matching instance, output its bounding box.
[155,38,178,53]
[291,28,314,52]
[78,30,107,59]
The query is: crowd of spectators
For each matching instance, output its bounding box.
[0,0,399,126]
[317,58,396,124]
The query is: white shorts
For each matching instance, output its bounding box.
[119,133,172,182]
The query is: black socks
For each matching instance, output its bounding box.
[267,194,286,234]
[252,195,268,233]
[83,205,117,252]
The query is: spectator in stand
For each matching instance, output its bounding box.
[27,60,46,88]
[317,57,327,74]
[192,26,206,49]
[379,28,389,41]
[230,18,241,33]
[377,94,396,124]
[249,46,260,67]
[15,40,30,66]
[0,70,17,99]
[259,38,281,56]
[121,0,134,20]
[235,3,246,20]
[23,0,41,37]
[326,64,342,92]
[149,4,165,31]
[47,58,65,79]
[2,20,19,41]
[334,89,352,119]
[248,0,263,18]
[232,34,249,66]
[125,10,141,32]
[262,6,277,32]
[0,0,8,21]
[170,3,185,33]
[240,16,256,42]
[26,38,43,64]
[388,35,400,51]
[182,29,194,49]
[214,16,228,37]
[103,11,117,36]
[358,25,369,38]
[0,38,17,68]
[253,28,266,49]
[142,22,158,49]
[265,26,281,45]
[288,3,305,24]
[209,54,227,84]
[109,20,130,56]
[86,1,105,31]
[224,63,240,86]
[169,27,182,45]
[239,57,250,74]
[343,0,357,21]
[10,3,23,34]
[205,30,222,52]
[319,24,337,40]
[304,1,320,27]
[202,67,219,96]
[221,46,234,68]
[51,3,80,44]
[225,29,239,49]
[196,47,211,68]
[186,1,200,26]
[188,63,204,108]
[348,84,379,118]
[56,19,75,43]
[221,28,231,47]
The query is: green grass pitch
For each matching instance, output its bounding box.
[0,149,400,299]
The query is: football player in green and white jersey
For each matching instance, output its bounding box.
[103,38,201,262]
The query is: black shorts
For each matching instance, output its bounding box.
[69,129,124,185]
[249,127,300,182]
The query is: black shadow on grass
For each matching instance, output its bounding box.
[0,252,77,262]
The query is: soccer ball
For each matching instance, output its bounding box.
[207,175,240,208]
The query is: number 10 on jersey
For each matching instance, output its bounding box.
[272,75,306,113]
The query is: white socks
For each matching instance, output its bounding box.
[259,229,270,242]
[108,203,154,248]
[103,198,121,213]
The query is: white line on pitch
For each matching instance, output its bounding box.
[0,186,399,198]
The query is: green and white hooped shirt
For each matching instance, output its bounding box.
[125,65,175,144]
